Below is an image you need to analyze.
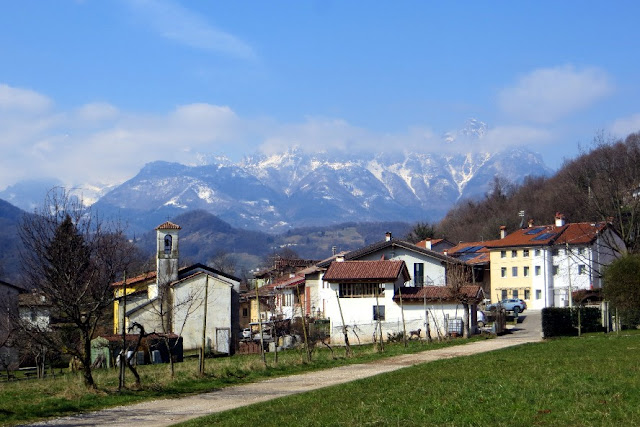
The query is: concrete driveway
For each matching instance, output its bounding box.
[30,310,543,427]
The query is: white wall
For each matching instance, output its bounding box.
[322,280,472,344]
[356,246,446,286]
[174,275,232,352]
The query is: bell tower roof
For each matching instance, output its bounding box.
[156,221,181,230]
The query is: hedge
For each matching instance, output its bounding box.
[542,307,603,338]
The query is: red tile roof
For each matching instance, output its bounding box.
[489,222,607,248]
[394,285,484,303]
[112,271,157,287]
[156,221,181,230]
[323,260,411,283]
[446,241,493,265]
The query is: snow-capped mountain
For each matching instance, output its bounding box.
[3,120,552,234]
[93,146,551,233]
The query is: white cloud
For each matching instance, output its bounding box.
[128,0,256,60]
[0,83,559,193]
[75,102,119,122]
[0,84,52,113]
[498,65,612,123]
[610,113,640,137]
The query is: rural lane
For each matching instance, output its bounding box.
[28,311,542,427]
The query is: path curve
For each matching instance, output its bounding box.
[29,311,542,427]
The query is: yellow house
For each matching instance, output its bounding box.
[489,246,534,303]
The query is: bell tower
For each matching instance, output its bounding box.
[149,221,181,299]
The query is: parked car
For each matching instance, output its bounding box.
[252,328,272,342]
[486,298,526,314]
[241,328,252,340]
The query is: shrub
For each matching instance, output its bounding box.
[542,307,603,338]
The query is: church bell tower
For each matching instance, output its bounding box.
[149,221,181,299]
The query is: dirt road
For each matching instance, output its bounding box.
[29,311,542,427]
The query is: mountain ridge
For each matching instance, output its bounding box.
[92,145,550,234]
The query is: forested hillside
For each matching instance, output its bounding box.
[435,132,640,253]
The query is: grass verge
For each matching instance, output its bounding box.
[179,331,640,427]
[0,335,490,426]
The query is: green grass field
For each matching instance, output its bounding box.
[0,336,487,426]
[179,332,640,427]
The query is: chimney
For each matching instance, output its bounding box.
[332,246,337,256]
[425,239,432,250]
[528,219,534,228]
[336,255,345,262]
[555,212,566,227]
[385,232,392,242]
[500,225,507,239]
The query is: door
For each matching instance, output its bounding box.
[215,328,230,354]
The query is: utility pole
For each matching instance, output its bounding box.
[566,241,573,309]
[119,271,127,391]
[398,285,407,347]
[255,285,266,365]
[199,275,209,376]
[335,290,351,356]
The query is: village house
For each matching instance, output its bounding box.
[489,214,625,309]
[321,259,484,342]
[112,221,241,354]
[253,233,484,344]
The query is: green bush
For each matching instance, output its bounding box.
[542,307,603,338]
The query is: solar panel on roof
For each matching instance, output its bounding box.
[524,227,545,235]
[532,232,556,241]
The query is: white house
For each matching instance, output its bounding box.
[113,221,241,354]
[320,259,484,343]
[308,233,456,319]
[490,214,626,309]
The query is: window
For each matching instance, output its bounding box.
[242,308,248,317]
[524,289,530,300]
[501,290,508,300]
[578,265,586,275]
[511,250,518,258]
[535,249,541,256]
[523,249,529,257]
[501,267,507,278]
[501,250,506,258]
[513,290,519,298]
[535,266,541,276]
[552,265,559,275]
[578,247,585,255]
[536,290,542,299]
[552,248,559,256]
[164,235,172,255]
[339,283,384,298]
[414,263,424,286]
[512,267,518,277]
[523,266,529,277]
[373,305,385,321]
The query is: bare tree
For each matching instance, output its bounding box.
[563,132,640,253]
[445,262,475,338]
[18,188,138,388]
[151,284,204,377]
[209,250,238,276]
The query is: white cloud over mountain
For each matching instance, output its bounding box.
[498,65,612,123]
[0,66,619,193]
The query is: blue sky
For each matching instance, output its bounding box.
[1,1,640,193]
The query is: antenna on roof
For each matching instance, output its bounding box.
[518,210,525,228]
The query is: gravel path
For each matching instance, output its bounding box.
[28,311,542,427]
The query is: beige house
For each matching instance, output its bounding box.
[112,222,241,354]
